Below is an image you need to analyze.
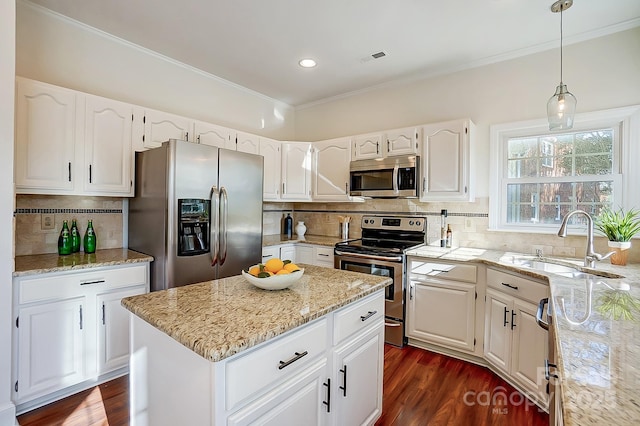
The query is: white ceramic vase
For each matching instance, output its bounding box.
[295,221,307,237]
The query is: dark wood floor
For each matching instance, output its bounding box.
[18,345,548,426]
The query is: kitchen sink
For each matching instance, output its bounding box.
[502,255,624,279]
[510,258,581,274]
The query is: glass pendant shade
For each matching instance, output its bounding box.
[547,83,577,130]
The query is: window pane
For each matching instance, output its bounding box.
[507,138,537,159]
[507,158,538,178]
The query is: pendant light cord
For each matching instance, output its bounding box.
[560,4,564,84]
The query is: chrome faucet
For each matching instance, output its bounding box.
[557,210,614,268]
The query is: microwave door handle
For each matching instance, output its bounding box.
[393,165,399,193]
[210,186,220,266]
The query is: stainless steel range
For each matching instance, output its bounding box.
[334,215,426,346]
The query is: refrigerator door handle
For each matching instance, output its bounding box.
[210,186,220,266]
[219,187,229,265]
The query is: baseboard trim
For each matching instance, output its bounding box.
[0,401,17,426]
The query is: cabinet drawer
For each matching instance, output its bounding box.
[225,317,328,411]
[313,246,334,267]
[408,260,477,283]
[18,264,148,304]
[333,292,385,345]
[487,268,548,304]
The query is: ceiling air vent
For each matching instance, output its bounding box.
[360,51,387,63]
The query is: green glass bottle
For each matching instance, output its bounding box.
[84,219,97,254]
[70,219,81,253]
[57,220,72,255]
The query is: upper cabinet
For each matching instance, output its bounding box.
[259,137,281,201]
[313,137,352,201]
[385,127,420,156]
[194,121,234,149]
[141,108,192,149]
[15,78,133,197]
[236,132,260,154]
[352,133,383,161]
[281,142,312,201]
[420,119,475,202]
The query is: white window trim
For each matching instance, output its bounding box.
[489,105,640,234]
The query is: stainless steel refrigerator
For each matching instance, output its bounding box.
[128,139,264,292]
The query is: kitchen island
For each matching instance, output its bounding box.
[122,264,391,426]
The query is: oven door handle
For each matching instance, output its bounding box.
[334,250,403,262]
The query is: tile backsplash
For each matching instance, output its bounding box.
[15,195,123,256]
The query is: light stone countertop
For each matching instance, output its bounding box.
[13,248,153,277]
[262,233,347,247]
[121,264,391,362]
[406,244,640,426]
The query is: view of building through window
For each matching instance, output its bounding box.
[505,129,615,226]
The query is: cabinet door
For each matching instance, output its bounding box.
[227,360,329,426]
[296,245,314,265]
[97,286,146,374]
[194,121,233,148]
[385,127,419,156]
[17,297,86,402]
[281,143,312,200]
[83,95,133,195]
[236,131,260,154]
[313,137,351,201]
[262,246,281,263]
[15,78,76,193]
[420,119,472,201]
[280,245,296,263]
[352,133,382,160]
[260,137,281,200]
[143,109,192,148]
[407,279,476,352]
[511,298,547,397]
[484,288,512,374]
[333,324,384,426]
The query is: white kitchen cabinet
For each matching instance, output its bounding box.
[280,245,296,263]
[313,137,351,201]
[260,137,281,200]
[16,296,86,402]
[281,142,312,201]
[194,121,234,149]
[15,78,134,197]
[142,108,193,148]
[261,245,281,263]
[332,324,383,425]
[406,259,477,353]
[384,127,420,156]
[484,268,548,403]
[420,119,475,202]
[15,78,77,193]
[236,131,260,154]
[296,245,314,265]
[13,262,150,409]
[97,285,147,374]
[83,95,134,196]
[351,133,383,160]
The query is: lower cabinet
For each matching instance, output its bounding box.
[483,268,549,406]
[13,263,150,410]
[262,243,335,268]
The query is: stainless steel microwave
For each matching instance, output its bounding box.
[349,155,419,198]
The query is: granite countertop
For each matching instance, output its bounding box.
[14,248,154,277]
[263,234,346,247]
[121,264,391,363]
[406,244,640,425]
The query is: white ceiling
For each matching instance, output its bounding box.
[28,0,640,106]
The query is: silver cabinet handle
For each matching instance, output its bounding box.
[536,298,549,330]
[278,351,308,370]
[360,310,377,321]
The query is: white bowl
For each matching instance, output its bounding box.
[241,268,305,290]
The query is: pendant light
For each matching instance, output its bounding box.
[547,0,577,130]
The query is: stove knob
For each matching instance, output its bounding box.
[409,220,414,225]
[416,221,421,226]
[364,219,369,224]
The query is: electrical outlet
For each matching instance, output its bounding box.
[41,214,55,230]
[464,218,473,231]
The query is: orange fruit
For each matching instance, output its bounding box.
[264,258,284,274]
[283,263,300,272]
[275,269,291,275]
[248,266,261,276]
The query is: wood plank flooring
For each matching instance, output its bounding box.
[17,345,549,426]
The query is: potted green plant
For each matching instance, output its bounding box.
[594,207,640,265]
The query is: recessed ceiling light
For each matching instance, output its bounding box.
[299,58,317,68]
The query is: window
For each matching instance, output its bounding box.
[490,106,640,234]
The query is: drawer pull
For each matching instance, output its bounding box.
[278,350,308,370]
[323,378,331,412]
[339,365,348,396]
[510,309,516,330]
[536,298,549,330]
[360,310,377,321]
[501,282,519,290]
[503,306,509,327]
[262,254,273,258]
[81,279,106,286]
[545,359,558,380]
[432,269,450,273]
[318,253,330,257]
